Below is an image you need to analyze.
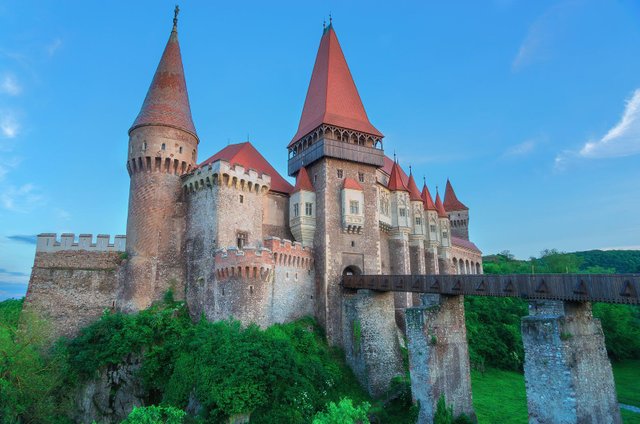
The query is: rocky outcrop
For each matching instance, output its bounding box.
[74,354,146,424]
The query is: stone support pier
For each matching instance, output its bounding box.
[390,230,412,331]
[409,236,426,306]
[342,289,404,398]
[405,294,475,423]
[522,300,621,424]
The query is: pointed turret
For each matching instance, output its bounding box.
[293,166,314,193]
[290,24,382,146]
[406,170,422,202]
[443,179,470,240]
[387,161,409,192]
[129,9,197,139]
[287,22,384,176]
[443,179,468,211]
[435,192,448,218]
[421,182,437,211]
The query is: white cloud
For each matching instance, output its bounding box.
[578,89,640,159]
[503,139,536,157]
[512,1,576,71]
[54,208,71,220]
[46,38,62,57]
[0,110,20,138]
[600,245,640,251]
[1,183,45,212]
[0,73,21,96]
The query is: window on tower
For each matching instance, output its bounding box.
[305,202,313,216]
[358,172,365,183]
[161,143,166,151]
[294,203,299,217]
[142,142,147,151]
[236,232,248,249]
[337,169,343,179]
[179,146,183,154]
[399,208,406,217]
[416,216,422,226]
[350,200,359,215]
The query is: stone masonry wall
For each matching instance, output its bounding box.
[406,294,475,423]
[342,290,404,398]
[263,192,293,241]
[522,301,621,424]
[308,157,383,346]
[25,244,124,338]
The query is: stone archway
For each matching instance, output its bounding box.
[342,265,362,276]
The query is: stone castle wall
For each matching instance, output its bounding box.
[25,234,125,338]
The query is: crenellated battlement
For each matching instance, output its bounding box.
[183,159,271,194]
[213,246,275,282]
[36,233,126,253]
[264,237,314,270]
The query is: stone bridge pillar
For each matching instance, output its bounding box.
[522,300,621,424]
[390,229,412,331]
[342,289,404,398]
[405,294,475,423]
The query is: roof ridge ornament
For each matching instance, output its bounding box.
[173,5,180,31]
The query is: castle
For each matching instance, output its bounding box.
[25,12,482,346]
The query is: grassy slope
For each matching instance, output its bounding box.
[471,361,639,423]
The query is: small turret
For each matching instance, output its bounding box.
[290,167,316,246]
[387,161,410,229]
[123,7,198,311]
[443,179,469,240]
[406,169,424,236]
[421,180,439,243]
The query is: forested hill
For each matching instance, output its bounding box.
[483,249,640,274]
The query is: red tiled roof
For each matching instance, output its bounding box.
[198,142,294,194]
[443,179,468,211]
[387,161,409,192]
[406,172,422,202]
[130,24,197,139]
[435,192,448,218]
[293,167,314,193]
[343,177,363,190]
[421,183,437,211]
[381,156,409,186]
[289,25,382,146]
[452,236,481,253]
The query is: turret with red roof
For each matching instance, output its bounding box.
[444,179,470,241]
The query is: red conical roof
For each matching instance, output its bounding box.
[406,171,422,201]
[435,192,448,218]
[387,161,409,192]
[421,183,437,211]
[289,25,382,146]
[130,20,197,139]
[443,179,468,211]
[293,167,314,193]
[343,177,363,190]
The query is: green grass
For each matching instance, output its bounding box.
[613,360,640,406]
[470,361,639,423]
[471,368,528,424]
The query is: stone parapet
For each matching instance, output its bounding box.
[213,247,275,282]
[36,233,126,253]
[264,237,314,270]
[184,159,271,194]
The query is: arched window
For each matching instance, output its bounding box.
[161,143,166,151]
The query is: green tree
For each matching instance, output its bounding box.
[120,405,186,424]
[312,398,370,424]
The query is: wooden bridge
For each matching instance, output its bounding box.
[342,273,640,304]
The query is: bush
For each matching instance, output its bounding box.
[121,405,186,424]
[312,398,370,424]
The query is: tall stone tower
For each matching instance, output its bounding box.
[443,179,469,240]
[122,9,198,311]
[288,23,385,346]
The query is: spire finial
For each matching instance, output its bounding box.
[173,5,180,30]
[423,176,426,185]
[329,13,332,24]
[409,165,412,175]
[393,150,396,163]
[323,19,326,30]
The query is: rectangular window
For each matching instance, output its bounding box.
[415,217,422,225]
[337,169,343,178]
[399,208,406,217]
[430,224,437,233]
[239,195,244,203]
[294,203,299,217]
[236,232,248,249]
[305,202,313,216]
[358,172,365,183]
[442,231,448,239]
[350,200,359,215]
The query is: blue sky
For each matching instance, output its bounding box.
[1,0,639,299]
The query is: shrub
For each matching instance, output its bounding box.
[312,398,370,424]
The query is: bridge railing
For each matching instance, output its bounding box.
[341,274,640,305]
